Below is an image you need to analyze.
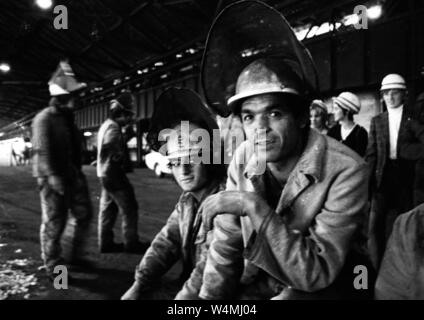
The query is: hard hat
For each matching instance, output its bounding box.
[228,57,306,113]
[147,88,218,156]
[380,74,407,91]
[110,91,135,115]
[333,92,361,114]
[201,0,318,117]
[310,100,328,114]
[48,61,87,96]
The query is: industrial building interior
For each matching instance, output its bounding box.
[0,0,424,302]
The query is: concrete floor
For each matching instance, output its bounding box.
[0,165,182,300]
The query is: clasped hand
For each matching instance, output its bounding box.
[198,191,272,232]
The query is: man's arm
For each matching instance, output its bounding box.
[134,206,182,287]
[32,112,55,176]
[375,209,419,299]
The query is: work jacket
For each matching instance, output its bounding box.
[134,180,223,291]
[32,106,82,178]
[191,130,369,299]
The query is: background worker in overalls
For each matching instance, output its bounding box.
[32,61,93,280]
[97,92,149,253]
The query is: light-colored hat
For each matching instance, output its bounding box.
[380,74,407,91]
[165,128,203,161]
[201,0,318,117]
[227,58,304,112]
[110,91,135,115]
[48,61,86,96]
[310,99,327,114]
[333,92,361,114]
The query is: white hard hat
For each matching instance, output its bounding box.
[333,92,361,114]
[380,74,406,91]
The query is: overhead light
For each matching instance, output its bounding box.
[84,131,92,137]
[35,0,53,10]
[0,63,11,73]
[154,61,164,67]
[368,5,383,20]
[344,13,360,26]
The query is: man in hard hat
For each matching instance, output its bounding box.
[97,92,149,254]
[32,61,93,280]
[121,88,226,299]
[366,73,416,270]
[176,1,370,300]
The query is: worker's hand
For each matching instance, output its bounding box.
[199,191,273,232]
[121,282,145,300]
[47,175,64,195]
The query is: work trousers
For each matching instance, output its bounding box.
[39,171,93,271]
[98,176,139,247]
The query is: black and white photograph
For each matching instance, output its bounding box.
[0,0,423,308]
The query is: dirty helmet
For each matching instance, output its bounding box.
[48,61,87,96]
[110,91,135,115]
[147,88,219,161]
[333,92,361,115]
[201,0,319,117]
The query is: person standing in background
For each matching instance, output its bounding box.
[309,99,329,135]
[328,92,368,157]
[97,92,149,254]
[366,74,416,270]
[32,61,93,280]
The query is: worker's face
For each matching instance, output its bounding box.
[167,123,208,192]
[170,157,208,192]
[240,94,304,163]
[310,108,324,129]
[382,89,405,109]
[333,104,346,122]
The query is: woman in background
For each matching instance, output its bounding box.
[310,99,329,135]
[328,92,368,157]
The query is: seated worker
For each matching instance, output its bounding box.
[176,1,370,300]
[121,88,226,299]
[375,203,424,299]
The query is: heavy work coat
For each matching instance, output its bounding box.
[32,106,83,178]
[179,130,369,299]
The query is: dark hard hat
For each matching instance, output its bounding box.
[110,91,135,115]
[48,61,87,96]
[228,57,306,113]
[201,0,319,117]
[147,87,218,153]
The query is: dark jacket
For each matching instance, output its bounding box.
[365,109,415,190]
[375,204,424,299]
[97,119,127,182]
[327,124,368,157]
[32,106,82,178]
[399,118,424,206]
